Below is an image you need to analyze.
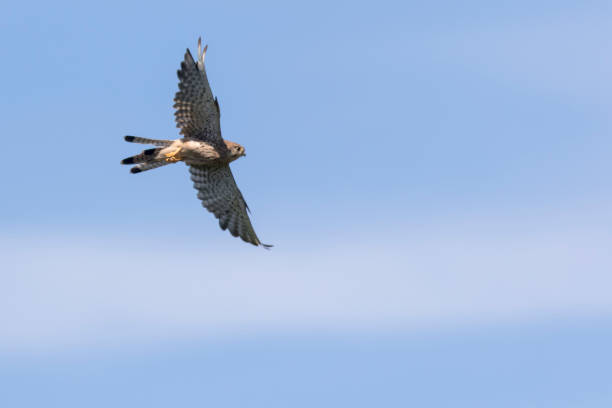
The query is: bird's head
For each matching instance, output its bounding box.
[226,141,246,161]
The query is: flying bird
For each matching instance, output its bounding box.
[121,38,271,248]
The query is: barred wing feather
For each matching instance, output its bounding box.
[189,165,271,248]
[174,38,222,144]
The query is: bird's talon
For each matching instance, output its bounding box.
[164,149,182,163]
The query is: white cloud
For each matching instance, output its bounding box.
[2,208,611,353]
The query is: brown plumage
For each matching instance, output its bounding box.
[121,38,271,248]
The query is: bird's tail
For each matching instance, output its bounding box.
[121,147,169,173]
[122,136,175,174]
[124,135,174,146]
[128,160,171,174]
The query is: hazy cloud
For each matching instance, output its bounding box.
[3,208,611,352]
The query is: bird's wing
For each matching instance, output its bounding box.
[174,38,223,144]
[189,165,272,248]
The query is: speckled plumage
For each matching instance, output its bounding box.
[121,38,271,248]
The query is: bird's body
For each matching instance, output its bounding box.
[154,139,243,166]
[121,38,271,248]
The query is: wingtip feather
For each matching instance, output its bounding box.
[196,36,208,67]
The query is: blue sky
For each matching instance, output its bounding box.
[1,0,611,406]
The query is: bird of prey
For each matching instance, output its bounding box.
[121,38,271,248]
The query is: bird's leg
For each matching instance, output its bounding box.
[164,147,182,163]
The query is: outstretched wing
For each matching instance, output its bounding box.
[174,38,222,144]
[189,165,272,248]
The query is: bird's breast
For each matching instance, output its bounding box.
[181,140,223,165]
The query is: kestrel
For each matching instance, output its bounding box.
[121,38,271,248]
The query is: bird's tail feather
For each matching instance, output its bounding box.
[129,160,170,174]
[121,148,162,165]
[124,135,173,146]
[121,147,171,174]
